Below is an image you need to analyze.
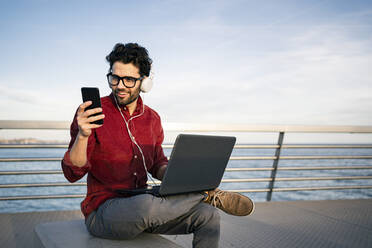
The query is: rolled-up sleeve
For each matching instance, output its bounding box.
[61,111,95,183]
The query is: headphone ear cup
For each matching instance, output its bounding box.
[141,77,153,93]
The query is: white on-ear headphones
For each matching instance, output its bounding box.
[140,70,154,93]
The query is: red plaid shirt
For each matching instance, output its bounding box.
[61,94,168,218]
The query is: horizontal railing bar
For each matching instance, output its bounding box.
[0,144,278,149]
[277,166,372,170]
[286,155,372,160]
[0,156,275,162]
[163,123,372,133]
[230,155,372,160]
[1,155,372,162]
[0,144,68,149]
[1,121,372,133]
[279,155,372,159]
[0,170,63,175]
[2,176,371,188]
[0,194,85,200]
[283,145,372,149]
[1,185,372,200]
[0,158,61,162]
[0,181,163,188]
[234,145,278,149]
[223,178,271,182]
[0,156,277,162]
[231,156,372,160]
[226,166,372,171]
[275,176,372,181]
[2,165,371,175]
[2,185,372,200]
[230,156,277,160]
[166,144,281,149]
[0,182,87,188]
[273,185,372,192]
[227,185,372,193]
[226,167,274,171]
[228,189,270,193]
[2,144,372,149]
[222,176,372,183]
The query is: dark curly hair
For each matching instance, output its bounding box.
[105,43,152,77]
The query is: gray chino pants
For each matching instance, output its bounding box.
[85,193,220,248]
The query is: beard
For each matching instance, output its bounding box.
[114,87,140,106]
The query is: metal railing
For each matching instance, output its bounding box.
[1,120,372,202]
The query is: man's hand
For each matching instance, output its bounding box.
[69,101,104,167]
[77,101,105,138]
[156,164,167,180]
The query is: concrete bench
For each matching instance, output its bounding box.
[34,219,183,248]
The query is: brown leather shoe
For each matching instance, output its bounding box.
[204,189,255,216]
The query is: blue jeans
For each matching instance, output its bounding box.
[85,193,220,248]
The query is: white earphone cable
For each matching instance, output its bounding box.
[113,95,158,187]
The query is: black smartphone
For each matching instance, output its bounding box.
[81,87,104,125]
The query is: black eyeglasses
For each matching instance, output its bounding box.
[106,73,143,88]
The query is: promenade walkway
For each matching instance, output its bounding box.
[1,199,371,248]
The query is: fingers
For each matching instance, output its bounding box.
[86,114,105,123]
[77,101,92,115]
[78,101,102,118]
[90,123,104,129]
[84,123,103,130]
[83,107,103,118]
[76,101,104,137]
[77,117,104,138]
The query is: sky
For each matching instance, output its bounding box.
[0,0,372,142]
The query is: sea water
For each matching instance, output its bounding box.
[0,147,371,213]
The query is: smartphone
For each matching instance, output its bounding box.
[81,87,104,125]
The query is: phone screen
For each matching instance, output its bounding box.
[81,87,103,125]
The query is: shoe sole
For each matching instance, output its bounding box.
[248,198,255,216]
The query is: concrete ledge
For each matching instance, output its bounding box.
[34,219,182,248]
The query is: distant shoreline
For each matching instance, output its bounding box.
[0,138,67,144]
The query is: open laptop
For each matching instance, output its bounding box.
[115,134,236,197]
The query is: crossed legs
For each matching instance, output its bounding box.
[85,193,220,248]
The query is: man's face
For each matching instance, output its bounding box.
[110,61,141,106]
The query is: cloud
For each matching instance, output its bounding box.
[1,1,371,126]
[0,85,42,105]
[145,22,372,125]
[0,84,81,121]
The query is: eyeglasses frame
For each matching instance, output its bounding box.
[106,72,144,88]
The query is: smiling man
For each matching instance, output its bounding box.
[107,62,143,112]
[61,42,254,248]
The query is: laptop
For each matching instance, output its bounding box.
[115,134,236,197]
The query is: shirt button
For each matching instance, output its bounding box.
[133,172,137,176]
[134,155,138,159]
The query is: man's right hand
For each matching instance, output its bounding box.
[77,101,105,138]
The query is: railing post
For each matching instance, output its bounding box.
[266,132,285,201]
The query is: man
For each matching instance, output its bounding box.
[62,42,254,248]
